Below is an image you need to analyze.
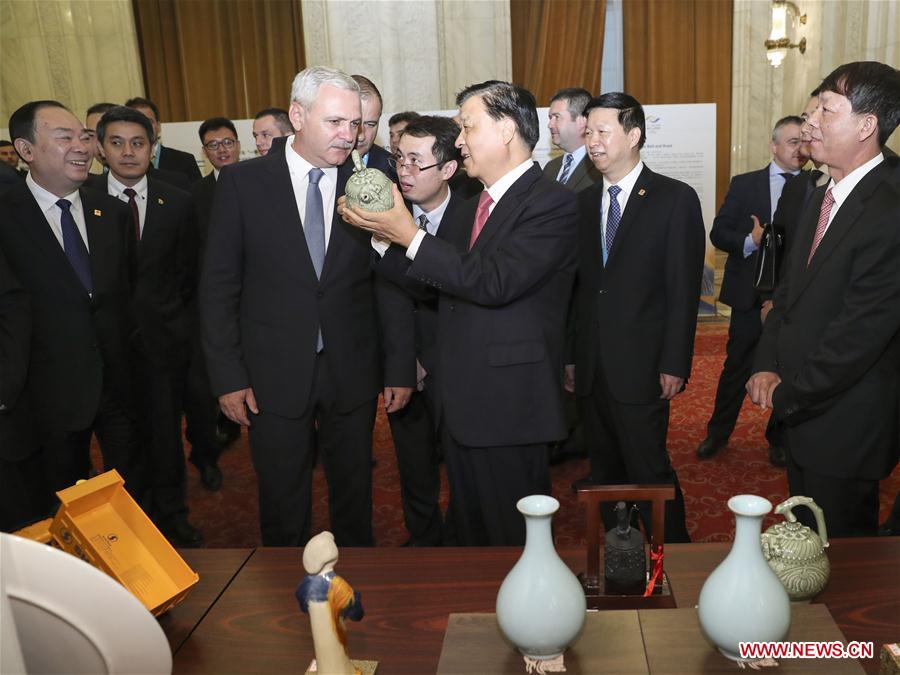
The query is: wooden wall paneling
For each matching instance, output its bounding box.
[624,0,733,207]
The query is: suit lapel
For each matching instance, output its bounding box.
[80,188,114,298]
[606,165,653,266]
[469,164,541,253]
[263,150,319,285]
[566,156,589,191]
[319,160,352,283]
[790,164,889,305]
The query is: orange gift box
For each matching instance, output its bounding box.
[49,469,199,616]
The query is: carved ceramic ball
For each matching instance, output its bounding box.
[344,149,394,212]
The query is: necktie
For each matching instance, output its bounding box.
[305,168,326,351]
[807,187,835,265]
[605,184,623,258]
[468,190,493,250]
[779,172,793,181]
[417,214,429,232]
[57,199,93,294]
[123,187,140,241]
[558,154,574,184]
[809,169,824,185]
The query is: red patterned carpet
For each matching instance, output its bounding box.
[181,322,899,548]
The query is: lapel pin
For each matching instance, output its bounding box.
[157,197,164,205]
[638,189,646,196]
[93,209,102,216]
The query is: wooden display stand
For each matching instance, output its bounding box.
[576,484,677,609]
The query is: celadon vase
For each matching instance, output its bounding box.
[697,495,791,661]
[496,495,586,660]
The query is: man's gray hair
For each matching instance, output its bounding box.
[290,66,360,109]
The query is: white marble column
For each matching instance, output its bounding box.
[301,0,512,113]
[731,0,899,177]
[0,0,144,124]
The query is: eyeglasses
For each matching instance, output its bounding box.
[203,138,237,151]
[388,155,442,174]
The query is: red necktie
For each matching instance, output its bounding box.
[123,187,140,241]
[468,190,493,250]
[807,187,834,265]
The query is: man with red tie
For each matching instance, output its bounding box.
[749,61,900,537]
[341,81,578,546]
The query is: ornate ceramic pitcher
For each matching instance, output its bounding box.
[761,496,830,601]
[344,150,394,212]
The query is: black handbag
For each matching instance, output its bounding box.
[753,222,786,293]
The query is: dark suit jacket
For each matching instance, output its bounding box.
[374,191,463,377]
[404,164,578,447]
[771,169,816,258]
[191,172,217,252]
[340,144,398,184]
[0,245,36,460]
[0,182,137,431]
[574,165,706,404]
[199,151,415,418]
[86,174,197,368]
[158,145,201,184]
[542,153,603,193]
[710,166,771,310]
[0,162,21,188]
[754,161,900,481]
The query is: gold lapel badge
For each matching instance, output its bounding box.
[93,209,102,216]
[157,197,164,205]
[638,189,646,196]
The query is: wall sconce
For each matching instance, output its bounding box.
[765,0,807,68]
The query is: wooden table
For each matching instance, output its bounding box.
[166,539,899,674]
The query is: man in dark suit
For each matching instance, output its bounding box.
[371,115,462,546]
[342,81,578,546]
[749,61,900,538]
[697,116,806,463]
[569,93,705,542]
[84,102,116,176]
[0,246,46,531]
[200,66,415,547]
[342,75,397,181]
[186,117,244,485]
[126,97,202,183]
[92,105,202,546]
[0,101,143,500]
[543,88,602,193]
[0,140,24,177]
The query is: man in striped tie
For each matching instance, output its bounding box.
[748,61,900,538]
[543,88,602,194]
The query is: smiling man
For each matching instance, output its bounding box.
[199,66,415,547]
[0,100,143,504]
[89,105,201,547]
[749,61,900,537]
[570,92,705,543]
[341,81,578,546]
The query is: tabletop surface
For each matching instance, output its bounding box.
[165,539,899,674]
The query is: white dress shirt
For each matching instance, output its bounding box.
[821,152,884,235]
[284,134,338,247]
[556,144,588,182]
[406,159,533,261]
[600,159,644,265]
[25,172,89,251]
[107,173,148,236]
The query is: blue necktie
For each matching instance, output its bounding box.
[604,185,622,263]
[305,168,326,351]
[57,199,93,294]
[558,154,574,184]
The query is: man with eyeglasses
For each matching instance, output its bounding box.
[374,115,462,546]
[341,81,578,546]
